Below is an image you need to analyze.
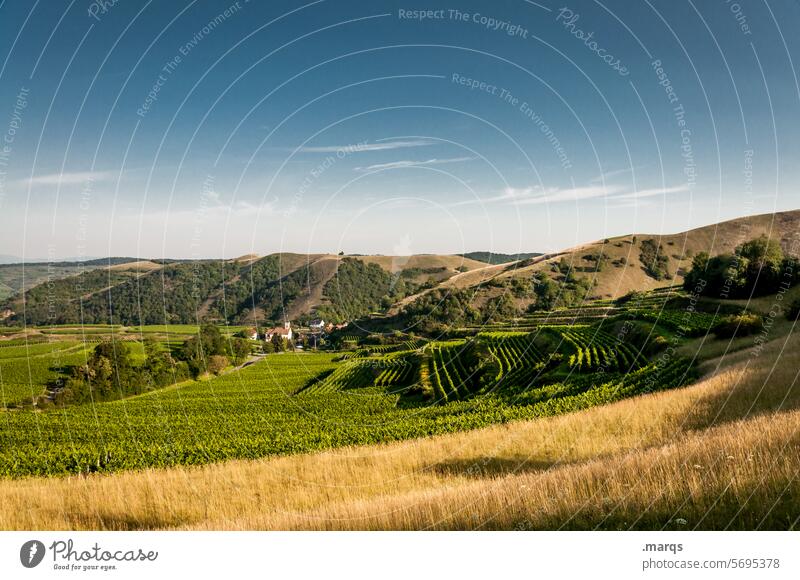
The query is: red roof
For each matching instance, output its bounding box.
[267,326,291,336]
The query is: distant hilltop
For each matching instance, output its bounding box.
[2,209,798,328]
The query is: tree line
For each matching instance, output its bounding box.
[683,235,799,298]
[50,325,252,406]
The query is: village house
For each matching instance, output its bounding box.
[308,319,325,331]
[264,321,292,341]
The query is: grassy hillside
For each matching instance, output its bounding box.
[493,209,800,301]
[381,209,800,316]
[0,308,795,530]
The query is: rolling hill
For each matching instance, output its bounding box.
[495,209,800,299]
[2,209,798,327]
[0,252,487,327]
[393,209,800,312]
[0,257,144,300]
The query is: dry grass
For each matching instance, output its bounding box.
[1,330,798,531]
[495,209,800,300]
[106,260,163,272]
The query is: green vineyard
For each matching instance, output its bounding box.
[0,341,93,407]
[428,341,476,402]
[560,327,643,372]
[0,289,703,478]
[629,309,722,336]
[480,332,546,391]
[374,356,417,389]
[0,347,696,477]
[302,359,375,394]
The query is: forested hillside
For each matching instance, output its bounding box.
[459,252,541,265]
[4,210,798,328]
[0,257,143,300]
[2,253,476,326]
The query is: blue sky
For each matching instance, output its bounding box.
[1,0,799,259]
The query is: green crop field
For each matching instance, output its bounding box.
[0,341,93,407]
[0,339,149,408]
[127,324,246,335]
[0,332,696,477]
[0,292,705,478]
[561,327,643,373]
[628,309,722,336]
[36,325,124,336]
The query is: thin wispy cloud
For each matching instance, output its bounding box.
[608,184,689,200]
[20,171,111,186]
[294,139,436,154]
[451,186,536,207]
[513,185,623,206]
[355,156,473,172]
[451,182,687,208]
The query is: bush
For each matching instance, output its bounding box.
[648,335,670,355]
[482,293,520,322]
[639,239,670,280]
[713,314,763,338]
[207,355,229,375]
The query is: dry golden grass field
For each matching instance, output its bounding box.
[1,320,797,531]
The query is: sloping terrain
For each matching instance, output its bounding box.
[0,257,143,300]
[492,210,800,300]
[355,254,486,275]
[3,210,798,325]
[1,252,491,326]
[1,310,795,530]
[392,210,800,315]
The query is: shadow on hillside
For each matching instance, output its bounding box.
[293,369,334,394]
[682,339,800,433]
[430,456,556,479]
[683,379,800,433]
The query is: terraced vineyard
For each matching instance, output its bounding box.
[560,327,643,372]
[480,332,545,390]
[428,341,476,402]
[0,348,696,477]
[0,291,704,478]
[508,356,691,409]
[302,359,375,394]
[522,305,620,326]
[629,309,721,336]
[374,355,417,389]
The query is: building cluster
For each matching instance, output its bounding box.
[308,319,349,333]
[245,319,349,345]
[247,321,293,342]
